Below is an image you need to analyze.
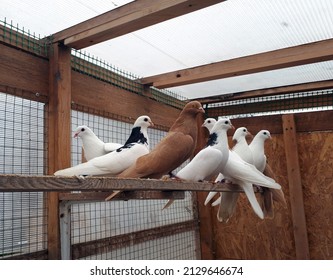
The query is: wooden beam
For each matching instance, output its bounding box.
[206,93,333,118]
[47,43,72,260]
[208,110,333,135]
[72,220,197,259]
[52,0,225,49]
[140,39,333,88]
[195,80,333,104]
[71,72,181,129]
[58,190,185,201]
[0,43,49,96]
[0,174,249,193]
[282,114,310,259]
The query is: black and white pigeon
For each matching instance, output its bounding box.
[161,118,233,210]
[175,118,233,182]
[73,125,122,161]
[214,128,281,220]
[54,116,153,176]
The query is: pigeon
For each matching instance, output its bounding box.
[54,116,153,177]
[249,130,286,217]
[212,127,254,222]
[202,118,217,133]
[214,128,281,220]
[175,118,233,182]
[161,118,233,210]
[73,125,122,161]
[106,101,205,200]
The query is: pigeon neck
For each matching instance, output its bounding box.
[124,126,149,147]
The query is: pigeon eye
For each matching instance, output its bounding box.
[144,118,148,122]
[263,132,267,135]
[208,120,211,123]
[243,129,246,132]
[224,121,229,124]
[81,128,85,132]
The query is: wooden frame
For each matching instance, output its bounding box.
[52,0,226,49]
[140,39,333,89]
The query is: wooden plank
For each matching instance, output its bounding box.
[195,80,333,104]
[52,0,225,49]
[47,44,72,260]
[217,110,333,136]
[0,43,49,95]
[59,190,185,201]
[71,71,181,128]
[2,250,48,260]
[282,114,310,259]
[0,174,249,193]
[59,202,71,260]
[140,39,333,88]
[206,94,333,118]
[72,220,197,259]
[197,192,215,259]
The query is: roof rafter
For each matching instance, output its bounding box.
[194,79,333,104]
[52,0,226,49]
[140,39,333,88]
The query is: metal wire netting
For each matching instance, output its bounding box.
[206,89,333,119]
[0,18,49,57]
[69,109,198,260]
[0,92,47,259]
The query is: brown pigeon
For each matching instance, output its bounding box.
[105,101,205,200]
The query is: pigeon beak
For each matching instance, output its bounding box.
[231,125,235,130]
[199,107,205,113]
[73,132,79,138]
[149,121,154,127]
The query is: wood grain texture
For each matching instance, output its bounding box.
[0,174,249,193]
[0,43,49,95]
[52,0,226,49]
[141,39,333,88]
[282,114,310,259]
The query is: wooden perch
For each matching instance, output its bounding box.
[0,174,253,193]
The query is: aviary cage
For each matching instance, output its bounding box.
[1,0,333,260]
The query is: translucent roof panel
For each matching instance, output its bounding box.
[2,0,333,99]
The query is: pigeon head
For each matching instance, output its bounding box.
[232,127,252,142]
[182,101,205,116]
[202,118,217,133]
[257,130,271,140]
[133,115,154,128]
[212,118,234,133]
[73,125,93,138]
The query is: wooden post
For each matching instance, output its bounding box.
[59,202,72,260]
[282,114,310,259]
[47,43,72,259]
[195,112,215,259]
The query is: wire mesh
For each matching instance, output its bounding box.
[0,92,47,259]
[0,18,49,57]
[70,109,198,260]
[206,89,333,119]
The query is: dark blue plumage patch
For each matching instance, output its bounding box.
[206,132,218,147]
[116,127,147,152]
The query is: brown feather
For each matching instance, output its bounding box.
[117,101,204,179]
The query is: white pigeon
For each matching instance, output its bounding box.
[175,118,233,182]
[73,125,122,161]
[213,127,254,222]
[249,129,285,218]
[162,118,232,210]
[214,128,281,220]
[202,118,217,133]
[249,130,271,172]
[54,116,153,176]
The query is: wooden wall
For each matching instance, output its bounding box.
[198,111,333,260]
